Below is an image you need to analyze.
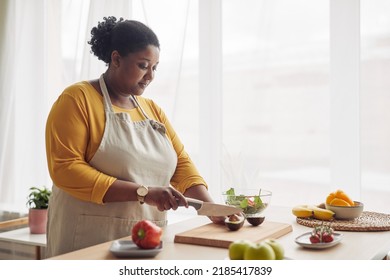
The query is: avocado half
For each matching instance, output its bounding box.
[225,214,245,231]
[246,216,265,226]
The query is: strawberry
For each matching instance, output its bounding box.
[310,224,335,243]
[309,234,321,243]
[322,233,334,243]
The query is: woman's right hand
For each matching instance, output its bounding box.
[144,186,188,212]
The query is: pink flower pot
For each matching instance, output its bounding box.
[28,208,48,234]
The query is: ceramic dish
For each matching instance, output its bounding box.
[295,232,343,249]
[109,240,163,258]
[325,201,364,220]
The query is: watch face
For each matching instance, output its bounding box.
[137,186,148,196]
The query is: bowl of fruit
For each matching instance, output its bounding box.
[222,188,272,226]
[325,201,364,220]
[325,189,364,220]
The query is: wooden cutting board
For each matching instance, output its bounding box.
[174,220,292,248]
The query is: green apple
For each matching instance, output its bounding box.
[264,239,284,260]
[228,239,253,260]
[243,241,276,260]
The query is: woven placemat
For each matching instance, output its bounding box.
[296,211,390,231]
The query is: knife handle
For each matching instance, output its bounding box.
[186,197,203,210]
[177,197,203,210]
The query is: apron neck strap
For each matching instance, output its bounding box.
[130,95,150,120]
[98,74,150,120]
[99,74,114,113]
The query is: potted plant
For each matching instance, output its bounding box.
[26,186,52,234]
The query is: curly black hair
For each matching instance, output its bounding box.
[88,16,160,64]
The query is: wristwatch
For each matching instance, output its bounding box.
[136,185,149,204]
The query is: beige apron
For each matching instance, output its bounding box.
[46,74,177,257]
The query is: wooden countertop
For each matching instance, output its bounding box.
[0,227,46,247]
[48,206,390,260]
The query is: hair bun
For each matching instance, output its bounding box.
[88,16,124,63]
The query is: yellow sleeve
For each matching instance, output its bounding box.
[45,83,116,204]
[139,98,208,193]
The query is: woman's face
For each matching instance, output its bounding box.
[111,45,160,96]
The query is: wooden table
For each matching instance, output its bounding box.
[0,227,47,260]
[48,206,390,260]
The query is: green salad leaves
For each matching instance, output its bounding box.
[224,188,266,215]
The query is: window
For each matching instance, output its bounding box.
[222,0,330,207]
[1,0,389,215]
[361,0,390,211]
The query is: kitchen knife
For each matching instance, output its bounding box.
[184,197,243,216]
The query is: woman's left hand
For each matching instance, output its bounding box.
[183,184,227,225]
[208,215,226,225]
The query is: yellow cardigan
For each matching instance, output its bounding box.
[45,81,206,204]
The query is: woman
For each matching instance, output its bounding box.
[45,16,223,257]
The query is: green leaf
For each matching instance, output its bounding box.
[225,188,235,196]
[239,198,249,208]
[26,186,52,209]
[253,196,264,208]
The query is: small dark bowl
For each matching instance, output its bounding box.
[246,216,265,226]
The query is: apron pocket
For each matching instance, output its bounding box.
[73,214,136,252]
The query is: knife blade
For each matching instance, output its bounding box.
[185,197,243,216]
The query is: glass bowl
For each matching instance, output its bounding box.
[222,188,272,218]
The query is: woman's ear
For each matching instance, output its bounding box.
[110,51,121,68]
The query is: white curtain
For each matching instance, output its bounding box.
[2,0,390,216]
[0,0,191,213]
[0,0,133,211]
[0,0,51,211]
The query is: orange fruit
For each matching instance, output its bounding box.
[335,190,354,206]
[326,192,336,205]
[329,197,351,206]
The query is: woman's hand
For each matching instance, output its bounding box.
[183,184,226,225]
[103,180,188,210]
[208,215,226,225]
[145,186,188,211]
